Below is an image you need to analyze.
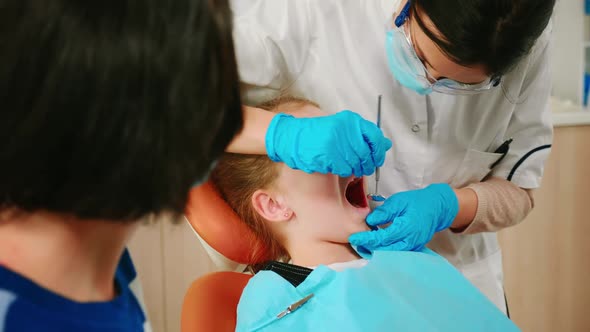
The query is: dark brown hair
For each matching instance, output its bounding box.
[0,0,242,221]
[413,0,555,76]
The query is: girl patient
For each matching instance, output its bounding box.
[210,97,519,332]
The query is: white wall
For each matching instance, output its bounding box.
[551,0,586,103]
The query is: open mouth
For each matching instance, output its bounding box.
[345,177,368,209]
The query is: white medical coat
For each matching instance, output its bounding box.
[231,0,553,313]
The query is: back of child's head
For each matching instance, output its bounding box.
[0,0,242,221]
[210,96,319,263]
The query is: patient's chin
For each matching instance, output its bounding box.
[349,219,371,233]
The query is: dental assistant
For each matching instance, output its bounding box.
[230,0,556,313]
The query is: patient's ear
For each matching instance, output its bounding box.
[252,190,292,222]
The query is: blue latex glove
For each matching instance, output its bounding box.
[349,184,459,252]
[266,111,392,177]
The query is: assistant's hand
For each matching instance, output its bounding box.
[266,111,392,177]
[349,184,459,252]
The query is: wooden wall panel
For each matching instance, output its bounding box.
[129,216,216,332]
[162,217,215,332]
[128,221,166,332]
[499,125,590,332]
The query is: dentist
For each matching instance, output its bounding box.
[231,0,556,313]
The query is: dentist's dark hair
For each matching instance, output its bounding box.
[412,0,556,76]
[0,0,242,221]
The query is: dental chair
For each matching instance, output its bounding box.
[181,181,272,332]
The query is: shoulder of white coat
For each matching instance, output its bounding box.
[515,19,552,67]
[500,21,553,104]
[230,0,312,19]
[530,19,553,61]
[537,18,553,46]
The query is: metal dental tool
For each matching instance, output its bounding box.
[369,95,386,203]
[276,293,314,319]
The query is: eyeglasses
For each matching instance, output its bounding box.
[390,1,501,95]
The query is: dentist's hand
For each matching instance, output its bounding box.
[349,184,459,252]
[266,111,392,177]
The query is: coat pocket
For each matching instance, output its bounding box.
[450,149,503,188]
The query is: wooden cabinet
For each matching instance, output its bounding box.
[499,125,590,332]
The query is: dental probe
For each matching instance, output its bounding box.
[369,95,386,202]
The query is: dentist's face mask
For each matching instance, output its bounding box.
[385,2,501,95]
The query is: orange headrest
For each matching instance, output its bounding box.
[181,271,252,332]
[185,181,271,265]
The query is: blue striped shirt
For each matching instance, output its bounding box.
[0,250,147,332]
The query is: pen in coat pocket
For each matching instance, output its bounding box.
[490,138,513,169]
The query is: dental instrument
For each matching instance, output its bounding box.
[276,293,314,319]
[369,95,386,202]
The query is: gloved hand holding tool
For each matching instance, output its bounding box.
[266,110,392,177]
[350,183,460,252]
